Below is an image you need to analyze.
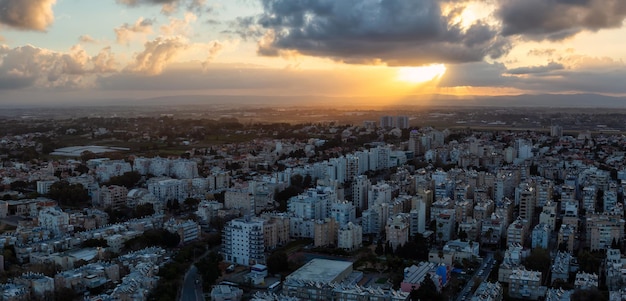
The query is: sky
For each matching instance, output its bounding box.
[0,0,626,105]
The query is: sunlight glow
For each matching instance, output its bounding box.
[396,64,447,83]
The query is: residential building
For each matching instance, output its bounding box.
[211,285,243,301]
[551,251,572,284]
[400,262,446,293]
[574,272,598,290]
[330,201,356,227]
[545,288,572,301]
[260,213,290,250]
[531,223,550,249]
[606,249,626,290]
[471,282,503,301]
[100,185,128,209]
[386,214,410,251]
[508,268,544,300]
[164,218,200,245]
[507,218,529,247]
[435,209,455,243]
[223,217,265,266]
[540,201,557,231]
[313,218,337,248]
[338,222,362,251]
[38,207,70,237]
[558,224,576,253]
[195,200,223,224]
[587,212,625,251]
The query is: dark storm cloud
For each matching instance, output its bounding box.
[0,0,56,31]
[252,0,508,65]
[507,62,564,75]
[498,0,626,40]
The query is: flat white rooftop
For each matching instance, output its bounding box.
[286,258,352,284]
[50,145,130,157]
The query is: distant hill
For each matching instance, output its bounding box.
[127,93,626,108]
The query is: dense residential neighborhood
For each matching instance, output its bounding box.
[1,109,626,301]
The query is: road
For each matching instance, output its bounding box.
[456,252,494,301]
[180,265,204,301]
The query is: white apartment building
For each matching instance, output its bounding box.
[604,183,619,212]
[551,251,571,284]
[195,200,223,223]
[38,207,70,236]
[164,218,200,245]
[352,175,371,211]
[410,198,426,236]
[338,222,362,251]
[531,223,550,249]
[386,214,410,251]
[289,217,315,239]
[507,218,529,247]
[94,160,132,183]
[36,180,56,195]
[368,182,393,207]
[170,159,199,179]
[471,281,503,301]
[330,201,356,227]
[224,189,254,214]
[147,178,188,202]
[540,201,557,231]
[509,268,543,300]
[207,170,231,190]
[574,272,598,290]
[223,217,265,266]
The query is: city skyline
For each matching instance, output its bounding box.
[1,0,626,105]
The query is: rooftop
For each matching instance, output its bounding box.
[286,259,352,284]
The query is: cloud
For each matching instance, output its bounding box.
[116,0,177,5]
[114,17,154,44]
[117,0,210,15]
[506,62,564,75]
[251,0,509,66]
[125,36,189,75]
[160,12,197,36]
[0,0,56,31]
[0,44,118,89]
[528,49,557,57]
[78,35,97,43]
[498,0,626,41]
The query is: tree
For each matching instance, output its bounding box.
[375,240,384,256]
[577,250,604,274]
[196,251,223,288]
[133,203,155,218]
[412,273,443,301]
[458,229,468,241]
[81,238,109,248]
[571,288,607,301]
[523,248,551,273]
[80,150,97,162]
[105,171,141,189]
[47,181,90,207]
[184,197,200,208]
[267,251,289,275]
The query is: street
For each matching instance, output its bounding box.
[456,252,494,301]
[180,265,204,301]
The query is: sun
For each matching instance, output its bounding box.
[397,64,447,83]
